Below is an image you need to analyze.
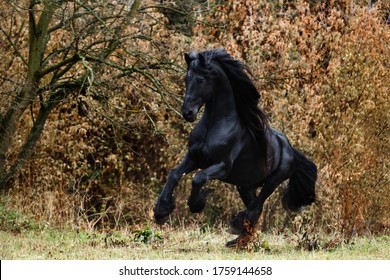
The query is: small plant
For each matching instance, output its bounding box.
[133,226,163,244]
[0,200,40,233]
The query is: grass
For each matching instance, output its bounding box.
[1,201,389,260]
[1,225,390,260]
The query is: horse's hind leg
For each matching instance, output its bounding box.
[226,171,291,247]
[227,186,257,235]
[237,185,258,208]
[241,172,290,227]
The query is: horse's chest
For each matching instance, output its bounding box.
[189,140,216,166]
[189,132,228,167]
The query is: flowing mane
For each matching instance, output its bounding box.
[187,49,271,171]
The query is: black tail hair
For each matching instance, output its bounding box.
[283,148,317,211]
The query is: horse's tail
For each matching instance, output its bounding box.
[282,147,317,212]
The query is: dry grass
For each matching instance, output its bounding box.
[1,223,389,260]
[1,197,389,260]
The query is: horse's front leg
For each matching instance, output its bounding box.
[188,161,228,213]
[154,154,197,224]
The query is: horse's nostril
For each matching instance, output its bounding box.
[182,108,191,117]
[182,109,196,122]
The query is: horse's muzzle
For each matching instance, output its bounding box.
[182,107,197,122]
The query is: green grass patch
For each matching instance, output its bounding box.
[0,200,40,233]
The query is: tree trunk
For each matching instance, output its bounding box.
[0,1,54,186]
[0,83,36,178]
[0,94,60,191]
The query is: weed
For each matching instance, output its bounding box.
[132,226,163,244]
[0,200,39,233]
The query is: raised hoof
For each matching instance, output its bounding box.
[188,189,212,213]
[154,214,170,225]
[154,197,175,225]
[188,195,206,213]
[188,203,206,213]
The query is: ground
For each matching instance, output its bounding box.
[1,224,389,260]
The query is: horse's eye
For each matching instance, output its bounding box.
[197,77,206,84]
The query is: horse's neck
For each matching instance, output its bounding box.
[204,81,238,128]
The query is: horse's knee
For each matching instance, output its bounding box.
[192,173,207,188]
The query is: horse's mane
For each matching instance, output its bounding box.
[187,49,271,171]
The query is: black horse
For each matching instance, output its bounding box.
[154,49,317,246]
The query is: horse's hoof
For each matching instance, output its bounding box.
[229,211,250,233]
[188,189,212,213]
[154,199,175,225]
[188,199,206,213]
[226,225,242,235]
[154,214,170,225]
[225,233,252,248]
[225,238,238,248]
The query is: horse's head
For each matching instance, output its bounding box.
[182,52,215,122]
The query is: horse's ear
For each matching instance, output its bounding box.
[184,53,192,68]
[198,53,206,66]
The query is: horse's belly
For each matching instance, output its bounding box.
[223,160,266,187]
